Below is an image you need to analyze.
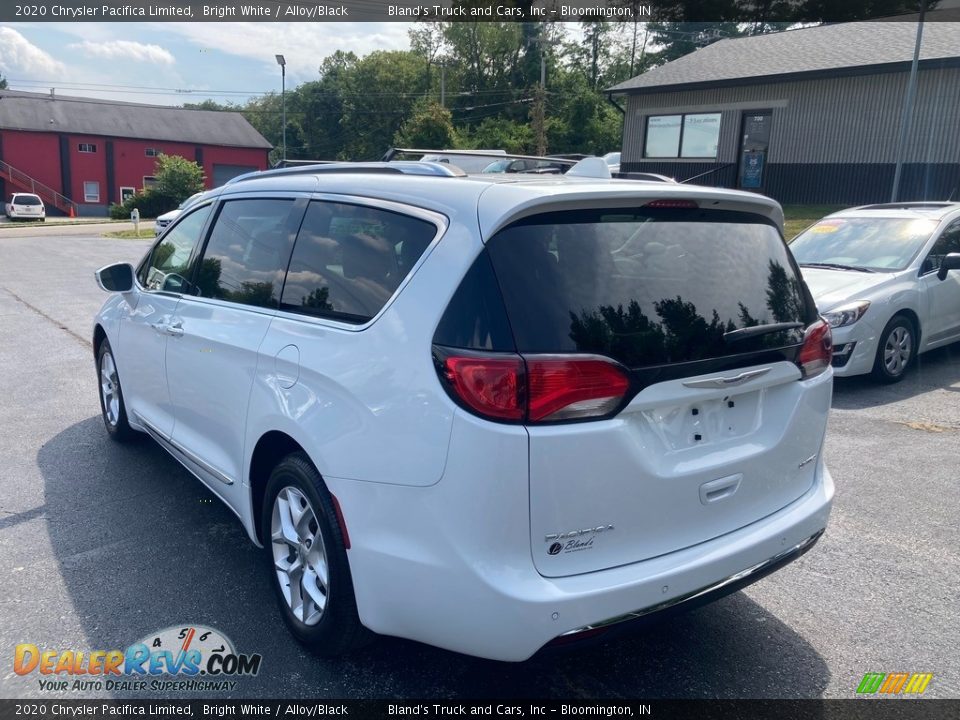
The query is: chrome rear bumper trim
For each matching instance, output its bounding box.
[559,530,824,636]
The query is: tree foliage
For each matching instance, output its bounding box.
[182,19,826,163]
[155,154,205,203]
[0,74,7,90]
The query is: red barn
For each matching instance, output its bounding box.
[0,89,272,216]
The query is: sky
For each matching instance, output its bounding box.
[0,23,414,106]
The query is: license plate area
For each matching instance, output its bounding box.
[638,389,762,453]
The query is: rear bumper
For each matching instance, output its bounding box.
[333,458,834,661]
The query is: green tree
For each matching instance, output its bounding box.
[395,101,458,148]
[0,74,7,90]
[154,154,205,204]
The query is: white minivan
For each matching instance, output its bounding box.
[4,192,45,221]
[93,161,834,661]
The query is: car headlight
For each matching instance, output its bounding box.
[822,300,870,328]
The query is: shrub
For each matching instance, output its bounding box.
[109,189,177,220]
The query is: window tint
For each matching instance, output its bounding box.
[13,195,42,206]
[921,220,960,275]
[281,201,436,323]
[485,208,812,369]
[193,199,297,308]
[141,204,212,293]
[434,252,514,351]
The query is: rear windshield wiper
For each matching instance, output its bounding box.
[724,322,805,344]
[800,262,875,273]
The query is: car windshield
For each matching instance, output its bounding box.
[790,216,938,272]
[14,195,42,206]
[482,159,512,173]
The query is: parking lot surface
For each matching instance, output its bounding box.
[0,228,957,699]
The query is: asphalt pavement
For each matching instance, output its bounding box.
[0,227,957,700]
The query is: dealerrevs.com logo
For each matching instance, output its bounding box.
[14,625,262,692]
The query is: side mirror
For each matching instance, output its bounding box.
[937,252,960,281]
[95,263,136,293]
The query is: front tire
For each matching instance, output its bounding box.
[97,339,136,441]
[872,315,916,383]
[262,452,370,657]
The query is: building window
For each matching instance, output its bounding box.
[83,181,100,202]
[120,186,136,203]
[143,176,158,191]
[644,113,721,159]
[78,143,97,153]
[145,148,160,157]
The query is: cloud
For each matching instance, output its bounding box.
[0,26,67,78]
[154,22,410,82]
[69,40,176,65]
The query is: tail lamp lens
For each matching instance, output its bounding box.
[437,349,631,424]
[797,320,833,378]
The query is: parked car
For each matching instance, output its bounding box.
[603,151,621,174]
[93,161,834,661]
[4,193,45,221]
[790,202,960,382]
[153,192,205,236]
[481,157,568,174]
[419,150,506,174]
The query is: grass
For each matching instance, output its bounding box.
[782,204,847,241]
[102,228,156,239]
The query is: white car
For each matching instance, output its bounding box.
[153,192,205,236]
[93,161,834,661]
[790,202,960,382]
[4,192,45,221]
[603,151,621,175]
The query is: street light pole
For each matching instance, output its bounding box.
[891,3,926,202]
[275,54,287,161]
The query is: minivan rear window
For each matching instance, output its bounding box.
[485,208,812,368]
[14,195,42,206]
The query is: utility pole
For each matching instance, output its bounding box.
[531,34,547,156]
[440,61,446,107]
[275,54,287,161]
[891,2,926,202]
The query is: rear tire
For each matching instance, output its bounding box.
[97,339,136,441]
[872,315,916,383]
[262,452,372,657]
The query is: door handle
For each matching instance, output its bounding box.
[150,321,183,337]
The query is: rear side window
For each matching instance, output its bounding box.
[194,198,297,308]
[433,253,514,351]
[485,208,813,368]
[280,201,436,323]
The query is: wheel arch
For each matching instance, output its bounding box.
[93,323,107,361]
[249,430,309,545]
[888,307,922,347]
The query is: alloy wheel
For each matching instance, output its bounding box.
[271,487,329,627]
[99,351,120,427]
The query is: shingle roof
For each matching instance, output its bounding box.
[608,21,960,94]
[0,90,272,149]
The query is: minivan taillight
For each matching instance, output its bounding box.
[441,354,525,421]
[797,320,833,378]
[435,349,631,424]
[526,357,630,422]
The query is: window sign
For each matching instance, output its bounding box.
[644,115,682,157]
[681,113,721,158]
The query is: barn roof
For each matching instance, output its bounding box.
[608,21,960,95]
[0,89,272,149]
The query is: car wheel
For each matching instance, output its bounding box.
[872,315,916,383]
[263,452,371,656]
[97,339,136,441]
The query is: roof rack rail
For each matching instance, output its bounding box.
[382,147,579,168]
[272,159,337,169]
[226,161,466,185]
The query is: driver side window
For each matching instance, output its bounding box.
[922,220,960,275]
[139,204,213,293]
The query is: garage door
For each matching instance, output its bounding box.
[212,164,258,187]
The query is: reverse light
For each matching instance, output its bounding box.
[797,320,833,379]
[435,348,632,424]
[822,300,870,328]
